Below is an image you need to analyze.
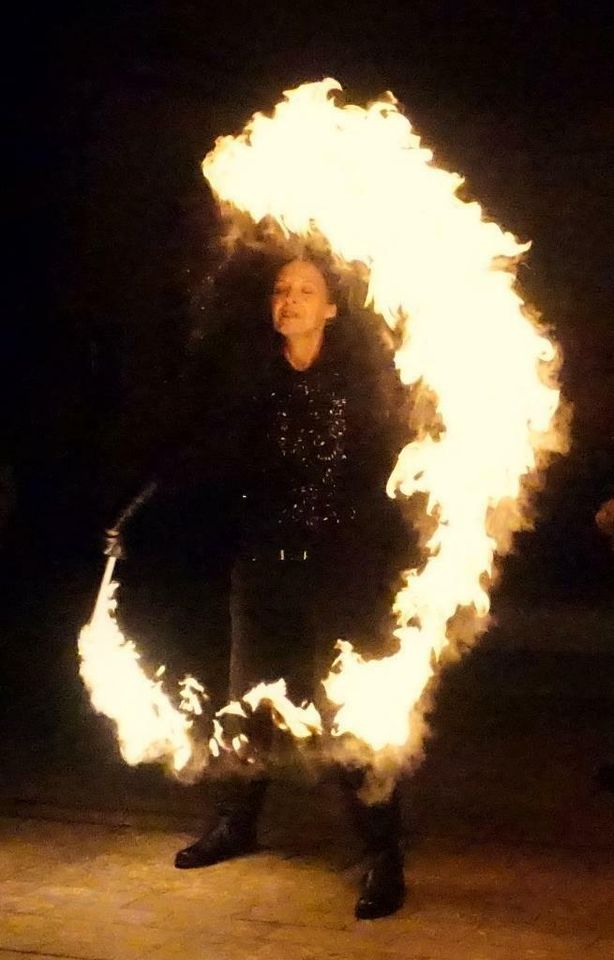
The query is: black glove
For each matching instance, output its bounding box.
[103,526,125,559]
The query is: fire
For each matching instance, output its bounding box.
[242,680,322,738]
[78,560,321,769]
[79,558,198,772]
[202,78,567,763]
[79,79,566,783]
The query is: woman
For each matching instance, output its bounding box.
[113,254,409,918]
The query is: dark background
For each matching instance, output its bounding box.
[3,1,614,762]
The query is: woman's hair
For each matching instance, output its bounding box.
[273,251,343,307]
[188,238,393,374]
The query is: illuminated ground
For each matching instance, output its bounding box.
[2,596,614,958]
[0,811,613,960]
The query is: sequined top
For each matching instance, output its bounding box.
[154,326,406,564]
[237,337,400,554]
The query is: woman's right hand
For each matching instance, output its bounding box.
[103,526,125,559]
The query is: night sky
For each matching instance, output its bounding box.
[5,0,614,601]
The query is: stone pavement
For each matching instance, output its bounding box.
[3,596,614,958]
[1,811,613,960]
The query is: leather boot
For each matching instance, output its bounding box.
[174,777,267,869]
[355,842,406,919]
[348,781,407,920]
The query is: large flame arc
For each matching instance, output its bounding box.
[201,78,565,761]
[78,79,566,781]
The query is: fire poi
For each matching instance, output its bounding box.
[79,78,567,798]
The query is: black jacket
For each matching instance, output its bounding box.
[125,321,410,570]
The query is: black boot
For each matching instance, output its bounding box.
[174,815,257,869]
[174,778,267,869]
[348,783,406,920]
[355,843,406,920]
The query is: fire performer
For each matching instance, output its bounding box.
[109,252,410,918]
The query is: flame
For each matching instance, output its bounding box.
[202,79,567,761]
[79,79,567,783]
[242,680,322,738]
[179,675,208,716]
[78,561,321,767]
[78,558,198,771]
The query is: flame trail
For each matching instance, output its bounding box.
[79,558,197,772]
[78,560,322,771]
[201,78,567,790]
[78,79,567,791]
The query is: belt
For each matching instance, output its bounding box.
[242,545,312,562]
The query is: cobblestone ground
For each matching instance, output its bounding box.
[1,805,613,960]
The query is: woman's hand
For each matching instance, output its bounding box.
[103,526,125,559]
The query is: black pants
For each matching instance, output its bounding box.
[229,544,398,705]
[220,547,404,854]
[230,554,329,705]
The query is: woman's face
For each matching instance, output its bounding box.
[271,260,337,339]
